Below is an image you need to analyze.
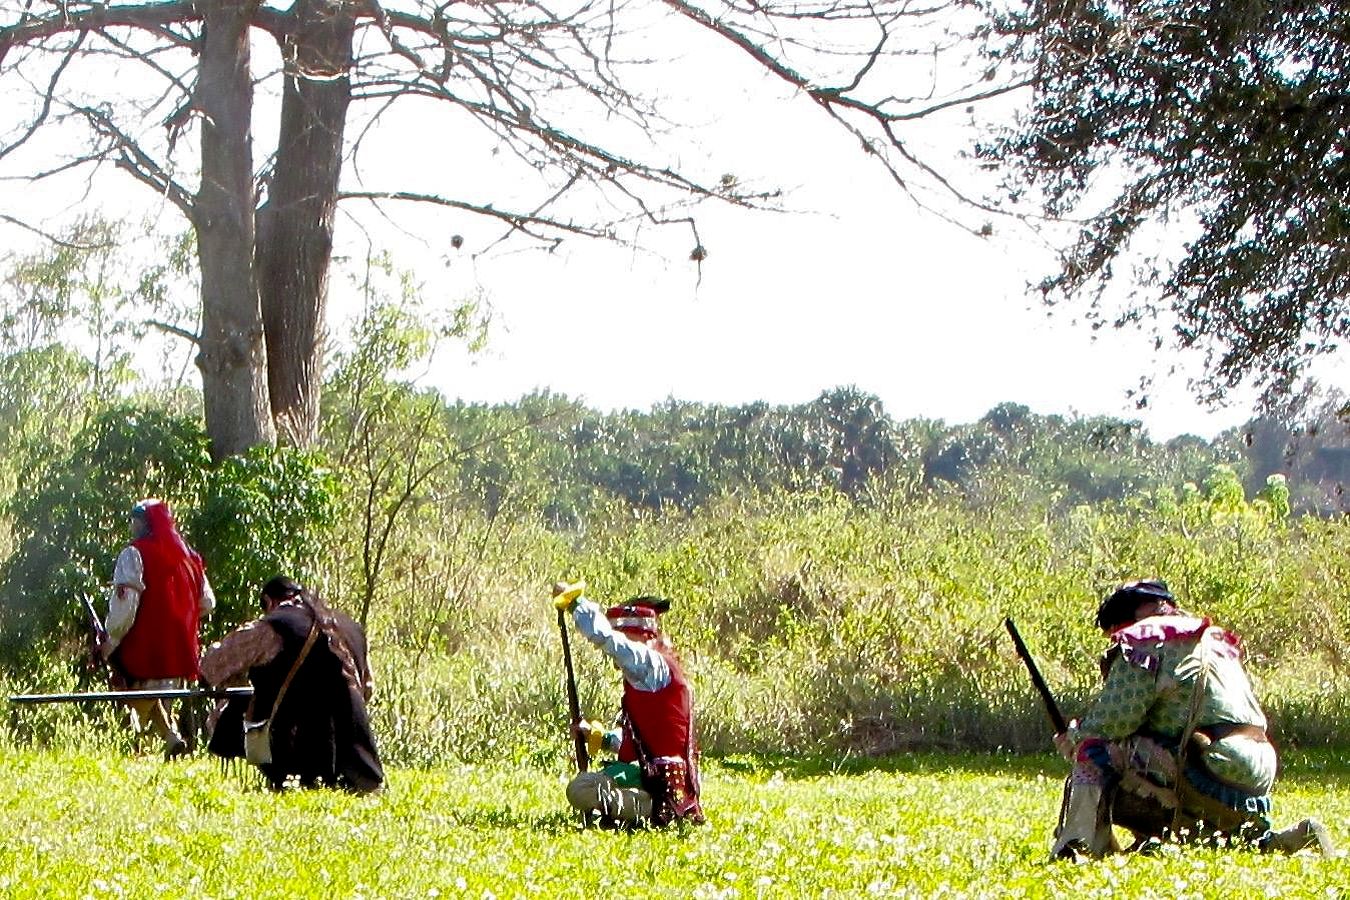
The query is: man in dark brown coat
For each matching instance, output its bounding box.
[200,576,383,793]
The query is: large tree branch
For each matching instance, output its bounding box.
[74,105,195,216]
[0,1,198,64]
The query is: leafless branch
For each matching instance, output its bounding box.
[0,211,112,248]
[0,35,84,163]
[339,189,617,242]
[661,0,1014,226]
[884,78,1031,120]
[145,317,199,344]
[74,105,195,216]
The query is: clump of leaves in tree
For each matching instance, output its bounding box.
[977,0,1350,405]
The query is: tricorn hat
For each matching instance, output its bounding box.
[1095,579,1174,632]
[606,595,672,638]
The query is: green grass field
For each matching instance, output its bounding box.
[0,748,1345,899]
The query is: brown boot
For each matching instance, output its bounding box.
[1261,819,1338,856]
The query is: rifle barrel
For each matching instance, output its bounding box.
[557,607,590,774]
[1003,617,1069,734]
[9,686,253,705]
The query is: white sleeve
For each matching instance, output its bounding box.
[105,546,144,647]
[571,598,671,693]
[199,571,216,618]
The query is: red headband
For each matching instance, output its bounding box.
[606,604,659,637]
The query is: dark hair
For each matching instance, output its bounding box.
[261,575,304,603]
[1095,579,1175,632]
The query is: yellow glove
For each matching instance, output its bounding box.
[552,579,586,611]
[583,719,608,758]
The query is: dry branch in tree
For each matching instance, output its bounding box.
[1,0,998,457]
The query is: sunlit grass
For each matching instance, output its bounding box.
[0,748,1344,898]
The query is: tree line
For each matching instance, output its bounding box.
[436,388,1349,523]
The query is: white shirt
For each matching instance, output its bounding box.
[571,598,671,693]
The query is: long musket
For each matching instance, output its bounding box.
[553,581,590,774]
[1003,616,1068,734]
[557,606,590,773]
[9,687,254,705]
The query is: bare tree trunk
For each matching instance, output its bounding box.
[195,0,275,459]
[256,0,355,447]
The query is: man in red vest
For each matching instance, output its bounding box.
[102,498,215,759]
[553,582,703,827]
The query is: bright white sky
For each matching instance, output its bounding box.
[366,64,1311,442]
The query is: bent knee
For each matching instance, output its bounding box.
[566,772,610,812]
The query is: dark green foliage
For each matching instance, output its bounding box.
[189,446,337,638]
[0,406,210,672]
[978,0,1350,404]
[446,389,1221,522]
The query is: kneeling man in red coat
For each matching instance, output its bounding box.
[554,581,704,828]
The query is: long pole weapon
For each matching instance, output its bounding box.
[1004,616,1068,734]
[557,604,590,774]
[552,581,595,829]
[9,686,254,705]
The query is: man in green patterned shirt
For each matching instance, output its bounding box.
[1050,579,1334,860]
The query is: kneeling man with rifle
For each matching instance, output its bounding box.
[1025,579,1334,860]
[552,581,704,828]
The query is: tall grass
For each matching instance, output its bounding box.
[303,473,1350,769]
[6,468,1342,767]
